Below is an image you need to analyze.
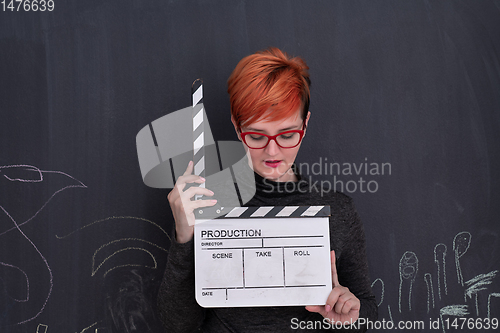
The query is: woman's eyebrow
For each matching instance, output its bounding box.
[245,125,300,132]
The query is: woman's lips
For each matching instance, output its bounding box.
[264,160,282,168]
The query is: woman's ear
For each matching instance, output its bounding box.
[231,116,242,141]
[304,111,311,134]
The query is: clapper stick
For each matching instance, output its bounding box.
[192,79,205,200]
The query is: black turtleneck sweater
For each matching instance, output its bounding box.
[158,168,378,332]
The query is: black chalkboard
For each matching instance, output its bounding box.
[1,1,499,332]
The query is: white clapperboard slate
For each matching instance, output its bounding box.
[194,205,332,307]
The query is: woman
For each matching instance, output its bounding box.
[158,48,377,332]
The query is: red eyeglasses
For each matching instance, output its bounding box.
[239,122,306,149]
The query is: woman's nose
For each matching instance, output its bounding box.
[265,138,280,155]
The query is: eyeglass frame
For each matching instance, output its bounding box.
[238,121,307,149]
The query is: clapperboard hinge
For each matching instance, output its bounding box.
[195,205,330,219]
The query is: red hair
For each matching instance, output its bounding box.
[227,47,311,129]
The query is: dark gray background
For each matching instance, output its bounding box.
[1,1,499,332]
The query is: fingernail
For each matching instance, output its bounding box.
[211,200,217,204]
[325,304,331,312]
[200,177,205,182]
[189,161,193,165]
[209,190,214,195]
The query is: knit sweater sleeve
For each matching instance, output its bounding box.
[157,235,206,333]
[330,194,378,332]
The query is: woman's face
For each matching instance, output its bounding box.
[233,108,310,182]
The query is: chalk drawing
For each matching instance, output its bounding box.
[488,293,500,319]
[453,231,471,286]
[434,243,448,300]
[0,262,28,302]
[36,323,48,333]
[370,278,384,307]
[439,305,469,333]
[91,238,167,277]
[56,216,170,281]
[0,164,86,326]
[77,321,99,333]
[0,205,53,325]
[424,273,435,313]
[93,247,157,278]
[1,164,43,182]
[56,216,170,241]
[74,320,109,333]
[399,251,418,312]
[0,165,87,236]
[375,230,497,330]
[55,216,170,332]
[464,270,498,316]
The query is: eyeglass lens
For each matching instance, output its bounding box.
[245,132,301,148]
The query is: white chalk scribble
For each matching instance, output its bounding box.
[370,278,385,307]
[0,164,87,326]
[453,231,471,286]
[434,243,448,300]
[424,273,435,313]
[399,251,418,312]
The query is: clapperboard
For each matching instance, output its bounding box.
[190,81,333,308]
[194,206,332,307]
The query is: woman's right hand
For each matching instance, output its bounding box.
[167,161,217,243]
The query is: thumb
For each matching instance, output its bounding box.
[331,250,339,287]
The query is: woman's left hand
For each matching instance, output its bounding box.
[305,250,360,325]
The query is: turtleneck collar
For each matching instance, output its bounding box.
[251,164,308,198]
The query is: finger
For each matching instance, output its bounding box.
[182,187,214,200]
[335,291,360,315]
[334,291,352,314]
[183,160,194,176]
[305,305,330,319]
[191,199,218,210]
[325,287,341,312]
[174,174,205,193]
[305,305,324,314]
[331,250,339,287]
[178,174,206,185]
[341,298,359,315]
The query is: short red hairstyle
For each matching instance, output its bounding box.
[227,47,311,129]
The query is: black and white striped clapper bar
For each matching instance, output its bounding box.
[194,205,332,308]
[192,79,205,200]
[194,205,330,219]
